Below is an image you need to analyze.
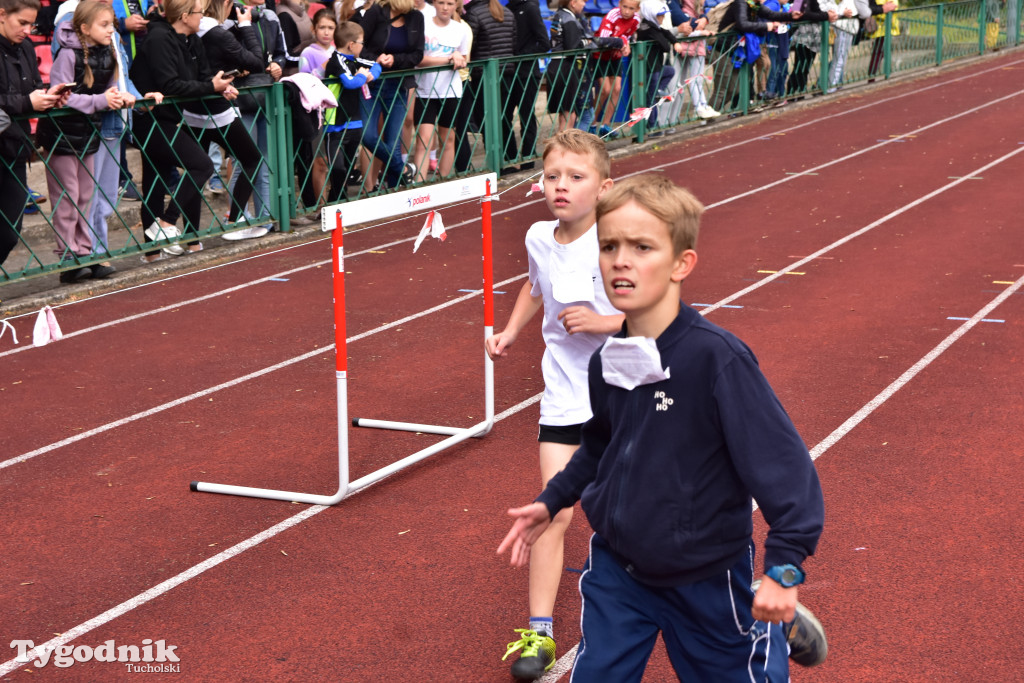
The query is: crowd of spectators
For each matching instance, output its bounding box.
[0,0,893,282]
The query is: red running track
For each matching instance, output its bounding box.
[1,50,1023,682]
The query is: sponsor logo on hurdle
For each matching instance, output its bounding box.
[9,639,181,672]
[407,193,432,208]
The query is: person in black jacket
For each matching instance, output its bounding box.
[499,174,827,680]
[0,0,68,267]
[464,0,516,172]
[194,0,265,239]
[546,0,624,131]
[635,0,681,132]
[129,0,238,259]
[785,0,833,96]
[226,0,288,237]
[358,0,423,188]
[507,0,549,169]
[708,0,799,113]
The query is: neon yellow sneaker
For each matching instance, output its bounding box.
[502,629,556,681]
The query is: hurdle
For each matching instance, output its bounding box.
[190,173,498,505]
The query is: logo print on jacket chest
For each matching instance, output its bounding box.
[654,391,673,412]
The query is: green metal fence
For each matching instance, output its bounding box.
[3,0,1021,285]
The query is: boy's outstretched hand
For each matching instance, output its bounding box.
[751,576,798,624]
[497,503,552,567]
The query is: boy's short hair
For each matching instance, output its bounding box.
[335,20,363,47]
[542,129,611,180]
[596,174,704,253]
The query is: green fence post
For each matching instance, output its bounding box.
[936,3,944,65]
[482,58,503,174]
[1010,0,1020,45]
[274,82,293,233]
[883,12,893,78]
[819,21,831,93]
[264,82,282,230]
[632,42,648,143]
[740,61,750,115]
[978,1,986,53]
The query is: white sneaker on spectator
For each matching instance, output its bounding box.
[222,225,271,241]
[144,220,185,256]
[697,106,721,119]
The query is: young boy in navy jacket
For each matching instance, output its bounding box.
[499,174,826,681]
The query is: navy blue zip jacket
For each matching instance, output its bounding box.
[536,303,824,587]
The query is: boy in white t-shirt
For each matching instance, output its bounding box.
[485,130,624,681]
[412,0,470,180]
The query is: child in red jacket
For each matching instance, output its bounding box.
[593,0,639,137]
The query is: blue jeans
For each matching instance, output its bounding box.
[766,32,790,98]
[228,111,271,224]
[360,77,407,187]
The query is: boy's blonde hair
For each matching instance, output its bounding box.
[542,129,611,180]
[596,174,704,253]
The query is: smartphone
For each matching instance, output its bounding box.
[222,69,242,78]
[54,82,76,95]
[791,0,804,12]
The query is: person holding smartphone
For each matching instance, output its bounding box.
[0,0,71,268]
[129,0,248,259]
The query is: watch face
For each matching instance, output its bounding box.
[782,568,797,584]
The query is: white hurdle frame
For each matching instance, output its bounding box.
[190,173,498,505]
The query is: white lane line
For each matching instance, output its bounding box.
[3,59,1020,351]
[9,137,1024,470]
[0,389,547,677]
[539,274,1024,681]
[698,142,1024,315]
[0,273,528,471]
[4,227,1020,679]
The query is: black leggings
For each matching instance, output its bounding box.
[0,160,27,267]
[134,113,260,248]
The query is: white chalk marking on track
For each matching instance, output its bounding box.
[2,58,1019,352]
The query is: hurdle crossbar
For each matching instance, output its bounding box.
[190,173,498,505]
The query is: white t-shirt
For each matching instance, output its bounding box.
[526,220,620,426]
[415,18,471,99]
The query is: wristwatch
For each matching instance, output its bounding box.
[765,564,805,588]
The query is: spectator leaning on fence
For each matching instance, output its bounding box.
[546,0,624,133]
[664,0,717,122]
[226,0,287,239]
[300,7,336,76]
[193,0,263,235]
[592,0,638,138]
[322,20,379,199]
[358,0,423,188]
[412,0,468,181]
[821,0,857,92]
[0,0,69,268]
[129,0,238,261]
[866,0,897,80]
[635,0,681,131]
[463,0,517,172]
[785,0,831,97]
[507,0,549,170]
[37,0,134,283]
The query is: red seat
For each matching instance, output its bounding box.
[307,2,325,18]
[35,43,53,86]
